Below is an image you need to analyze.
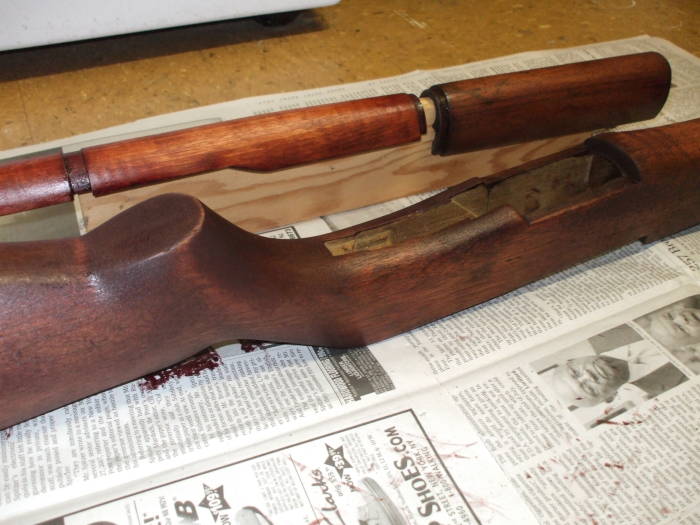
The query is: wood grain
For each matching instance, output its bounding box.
[0,150,71,215]
[0,53,671,218]
[423,52,671,155]
[0,94,424,214]
[1,118,698,429]
[77,129,589,232]
[84,94,425,194]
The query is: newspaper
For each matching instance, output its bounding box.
[1,36,699,525]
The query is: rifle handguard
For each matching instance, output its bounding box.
[0,52,670,215]
[1,118,698,429]
[422,52,670,155]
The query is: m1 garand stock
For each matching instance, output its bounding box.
[0,52,671,215]
[1,116,699,429]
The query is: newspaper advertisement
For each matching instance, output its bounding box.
[1,36,700,525]
[45,411,479,525]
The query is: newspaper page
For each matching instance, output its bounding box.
[42,411,481,525]
[35,390,539,525]
[2,36,700,524]
[444,285,700,525]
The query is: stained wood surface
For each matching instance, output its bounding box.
[77,129,588,232]
[423,52,671,155]
[85,94,424,194]
[0,94,424,215]
[0,53,671,219]
[0,150,71,215]
[1,118,698,429]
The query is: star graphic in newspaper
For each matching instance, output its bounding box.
[324,444,352,476]
[199,484,231,522]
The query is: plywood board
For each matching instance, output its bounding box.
[77,130,587,233]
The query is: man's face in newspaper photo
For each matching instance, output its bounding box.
[640,298,700,349]
[550,355,630,408]
[672,343,700,374]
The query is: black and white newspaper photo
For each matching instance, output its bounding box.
[633,295,700,374]
[532,324,687,428]
[449,292,700,524]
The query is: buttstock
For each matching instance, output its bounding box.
[0,193,527,429]
[1,118,698,429]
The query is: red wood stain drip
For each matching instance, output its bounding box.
[595,419,643,426]
[603,462,624,470]
[240,339,266,353]
[139,348,221,391]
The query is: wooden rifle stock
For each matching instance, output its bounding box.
[0,52,670,216]
[1,118,699,429]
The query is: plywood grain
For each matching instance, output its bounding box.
[76,129,588,232]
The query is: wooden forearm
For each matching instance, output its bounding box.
[0,52,670,216]
[1,117,699,430]
[422,51,671,155]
